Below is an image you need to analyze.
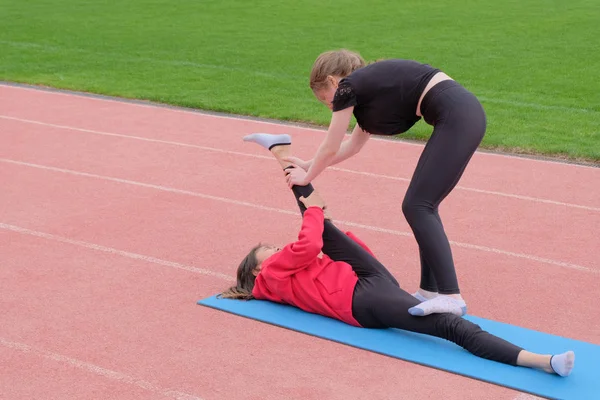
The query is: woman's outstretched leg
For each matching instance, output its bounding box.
[352,276,574,376]
[243,133,399,285]
[243,133,323,216]
[243,133,317,216]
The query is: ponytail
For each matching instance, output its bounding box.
[219,286,254,300]
[218,244,262,301]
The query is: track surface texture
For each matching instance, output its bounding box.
[1,84,598,400]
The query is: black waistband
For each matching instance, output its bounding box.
[420,80,472,125]
[421,80,463,115]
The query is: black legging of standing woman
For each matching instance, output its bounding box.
[287,177,522,366]
[402,80,487,295]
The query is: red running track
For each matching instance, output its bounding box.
[1,83,598,400]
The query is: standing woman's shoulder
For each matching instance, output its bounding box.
[331,77,358,112]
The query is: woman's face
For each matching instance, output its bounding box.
[314,76,340,110]
[252,245,281,275]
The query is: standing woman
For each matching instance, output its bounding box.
[284,49,487,317]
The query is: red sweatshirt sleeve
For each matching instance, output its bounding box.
[345,231,376,257]
[262,206,324,277]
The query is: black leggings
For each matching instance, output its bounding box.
[288,181,522,366]
[404,80,487,294]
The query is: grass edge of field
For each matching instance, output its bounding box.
[3,79,599,168]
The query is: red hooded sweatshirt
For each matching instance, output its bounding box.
[252,206,376,327]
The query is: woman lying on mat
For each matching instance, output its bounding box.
[219,134,575,377]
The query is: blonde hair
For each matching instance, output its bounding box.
[309,49,366,91]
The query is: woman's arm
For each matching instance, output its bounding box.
[284,124,370,172]
[262,206,325,278]
[287,107,354,186]
[328,123,370,166]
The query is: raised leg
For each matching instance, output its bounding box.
[244,133,399,285]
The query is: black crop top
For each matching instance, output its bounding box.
[331,59,440,135]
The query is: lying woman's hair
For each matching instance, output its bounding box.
[219,244,262,300]
[309,49,366,92]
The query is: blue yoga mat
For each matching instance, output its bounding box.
[198,295,598,399]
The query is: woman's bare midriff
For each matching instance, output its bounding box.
[416,72,454,117]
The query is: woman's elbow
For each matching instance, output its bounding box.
[350,142,363,155]
[320,146,338,158]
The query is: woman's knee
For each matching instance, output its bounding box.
[402,196,432,223]
[435,314,482,342]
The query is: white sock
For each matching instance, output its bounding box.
[413,292,429,302]
[243,133,291,150]
[408,295,467,317]
[550,351,575,377]
[413,289,439,302]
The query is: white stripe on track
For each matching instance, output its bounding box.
[1,83,598,170]
[1,115,598,212]
[0,222,235,282]
[0,223,579,400]
[328,166,600,212]
[511,393,545,400]
[1,158,596,275]
[0,337,205,400]
[0,114,274,161]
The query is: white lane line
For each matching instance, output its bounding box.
[0,225,552,400]
[1,83,598,170]
[1,158,597,274]
[0,222,235,282]
[0,115,273,160]
[0,337,205,400]
[329,166,600,212]
[511,393,545,400]
[1,115,598,212]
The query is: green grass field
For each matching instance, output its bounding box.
[1,0,599,163]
